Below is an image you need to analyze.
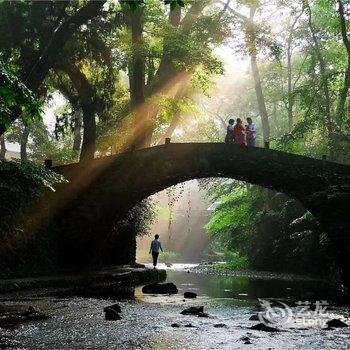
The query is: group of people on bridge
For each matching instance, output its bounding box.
[225,117,257,147]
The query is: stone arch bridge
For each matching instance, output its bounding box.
[51,143,350,289]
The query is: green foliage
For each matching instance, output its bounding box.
[205,181,333,276]
[206,185,264,251]
[0,160,65,227]
[160,250,181,263]
[26,117,80,165]
[0,62,41,128]
[122,199,156,237]
[215,252,249,270]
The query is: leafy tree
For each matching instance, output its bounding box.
[0,0,106,135]
[0,62,41,131]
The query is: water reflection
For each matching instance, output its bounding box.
[162,268,338,305]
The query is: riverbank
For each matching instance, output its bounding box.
[0,265,166,294]
[0,267,349,350]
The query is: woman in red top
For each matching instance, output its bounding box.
[233,118,245,145]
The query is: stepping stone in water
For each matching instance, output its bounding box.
[184,292,197,299]
[239,336,251,342]
[249,313,269,323]
[104,308,122,320]
[104,303,122,320]
[142,282,178,294]
[181,306,204,315]
[22,306,50,321]
[249,314,259,321]
[104,304,121,313]
[214,323,227,328]
[326,319,348,328]
[250,323,280,332]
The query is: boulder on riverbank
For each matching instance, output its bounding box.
[142,282,178,294]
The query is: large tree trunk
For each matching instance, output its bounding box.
[58,63,96,162]
[119,2,205,150]
[336,0,350,126]
[156,73,191,145]
[250,54,270,143]
[80,103,96,161]
[133,3,204,146]
[20,125,29,161]
[246,8,270,144]
[287,42,294,131]
[0,135,6,159]
[72,108,83,152]
[53,76,83,153]
[286,10,304,131]
[126,7,148,149]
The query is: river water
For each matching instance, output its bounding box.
[1,264,350,349]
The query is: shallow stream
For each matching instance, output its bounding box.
[0,264,349,349]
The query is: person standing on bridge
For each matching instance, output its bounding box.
[233,118,245,145]
[225,118,235,143]
[246,117,257,147]
[149,234,163,268]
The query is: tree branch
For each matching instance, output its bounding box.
[25,0,106,91]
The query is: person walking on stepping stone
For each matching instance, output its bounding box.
[149,234,163,268]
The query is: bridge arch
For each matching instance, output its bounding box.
[54,143,350,291]
[56,143,350,224]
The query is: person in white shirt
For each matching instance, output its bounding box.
[149,234,163,268]
[246,117,257,147]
